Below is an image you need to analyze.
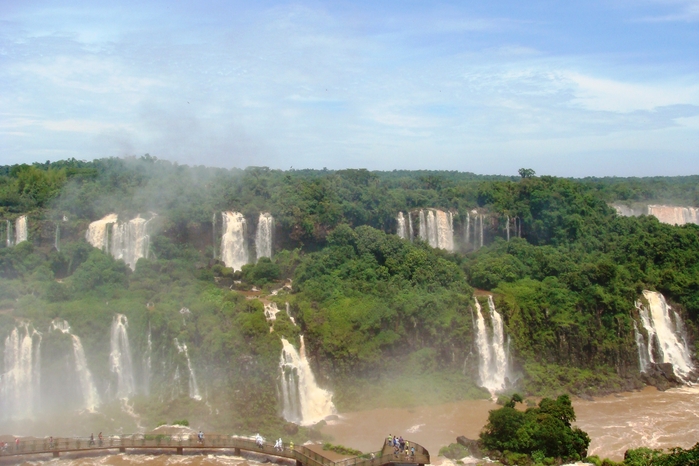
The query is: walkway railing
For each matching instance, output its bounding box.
[0,434,430,466]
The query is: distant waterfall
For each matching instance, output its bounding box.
[635,291,694,381]
[174,339,201,400]
[15,215,27,244]
[479,215,484,248]
[6,220,13,247]
[408,211,414,241]
[86,213,119,252]
[647,205,699,226]
[110,314,135,399]
[0,323,42,420]
[143,327,152,396]
[473,297,509,393]
[634,322,651,373]
[50,320,100,411]
[111,216,152,270]
[417,209,454,251]
[256,213,274,261]
[55,224,60,251]
[396,212,408,240]
[465,212,471,249]
[279,336,336,426]
[220,211,249,271]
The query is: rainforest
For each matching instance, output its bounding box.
[1,157,699,464]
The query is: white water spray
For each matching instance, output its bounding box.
[51,319,100,411]
[256,212,274,260]
[417,209,454,251]
[220,211,249,271]
[15,215,27,244]
[174,338,202,400]
[279,336,336,425]
[635,291,694,381]
[397,212,408,240]
[473,297,509,393]
[110,314,135,398]
[0,323,41,420]
[86,213,118,252]
[111,216,153,270]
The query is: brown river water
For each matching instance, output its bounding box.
[4,386,699,465]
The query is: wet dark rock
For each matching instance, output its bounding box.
[456,436,482,457]
[283,423,299,435]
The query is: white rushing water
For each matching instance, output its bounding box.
[110,314,135,399]
[50,319,101,411]
[613,204,699,226]
[15,215,27,244]
[473,296,509,393]
[0,323,41,420]
[279,336,336,426]
[143,326,152,397]
[54,223,60,251]
[174,338,202,400]
[86,213,119,252]
[111,216,152,270]
[633,322,651,373]
[635,290,694,381]
[256,212,274,261]
[220,211,249,271]
[416,209,454,251]
[396,212,408,240]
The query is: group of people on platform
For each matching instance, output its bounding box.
[386,434,415,458]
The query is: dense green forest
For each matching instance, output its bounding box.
[1,156,698,441]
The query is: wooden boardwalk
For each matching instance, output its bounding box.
[0,434,430,466]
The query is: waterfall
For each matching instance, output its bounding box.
[55,223,60,251]
[647,205,699,226]
[634,322,651,373]
[256,213,274,260]
[6,220,13,247]
[279,336,336,426]
[418,210,427,242]
[473,297,509,393]
[417,209,454,251]
[15,215,27,244]
[212,212,218,260]
[408,211,414,241]
[0,323,42,420]
[265,302,281,322]
[110,314,135,399]
[143,326,152,396]
[479,215,484,248]
[396,212,407,239]
[174,339,201,400]
[50,320,100,411]
[220,211,249,271]
[111,216,152,270]
[506,215,510,241]
[286,302,297,326]
[635,291,694,381]
[465,212,471,250]
[86,213,118,252]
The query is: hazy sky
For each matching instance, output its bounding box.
[1,1,698,176]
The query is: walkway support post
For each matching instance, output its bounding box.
[177,447,183,455]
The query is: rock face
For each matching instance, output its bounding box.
[456,436,482,457]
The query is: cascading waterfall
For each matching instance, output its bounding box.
[220,211,249,271]
[50,319,100,411]
[174,338,202,400]
[279,336,336,426]
[473,297,509,393]
[110,314,135,398]
[465,212,471,249]
[396,212,407,240]
[86,213,118,252]
[143,326,152,396]
[634,322,651,373]
[15,215,27,244]
[408,211,414,241]
[506,215,510,241]
[1,323,42,420]
[111,216,152,270]
[416,209,454,251]
[256,213,274,260]
[479,215,484,248]
[635,291,694,381]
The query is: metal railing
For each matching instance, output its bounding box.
[0,434,430,466]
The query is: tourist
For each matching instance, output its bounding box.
[15,438,19,451]
[290,441,294,451]
[98,432,103,446]
[387,434,392,446]
[49,437,54,449]
[89,434,95,446]
[411,447,415,457]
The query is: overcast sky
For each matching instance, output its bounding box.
[1,1,698,176]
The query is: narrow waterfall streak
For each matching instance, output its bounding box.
[143,326,152,396]
[174,339,201,400]
[15,215,27,244]
[220,211,249,271]
[634,322,651,373]
[426,210,438,248]
[110,314,135,398]
[279,337,336,426]
[286,302,297,326]
[473,297,509,393]
[396,212,407,239]
[55,223,60,251]
[435,210,454,252]
[256,213,274,260]
[6,220,13,247]
[51,319,100,411]
[212,212,217,260]
[418,210,427,242]
[86,213,118,251]
[465,212,471,251]
[408,211,414,241]
[637,291,694,380]
[1,323,42,420]
[479,215,484,248]
[506,216,510,242]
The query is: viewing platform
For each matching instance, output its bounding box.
[0,434,430,466]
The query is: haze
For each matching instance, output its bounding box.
[1,0,698,176]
